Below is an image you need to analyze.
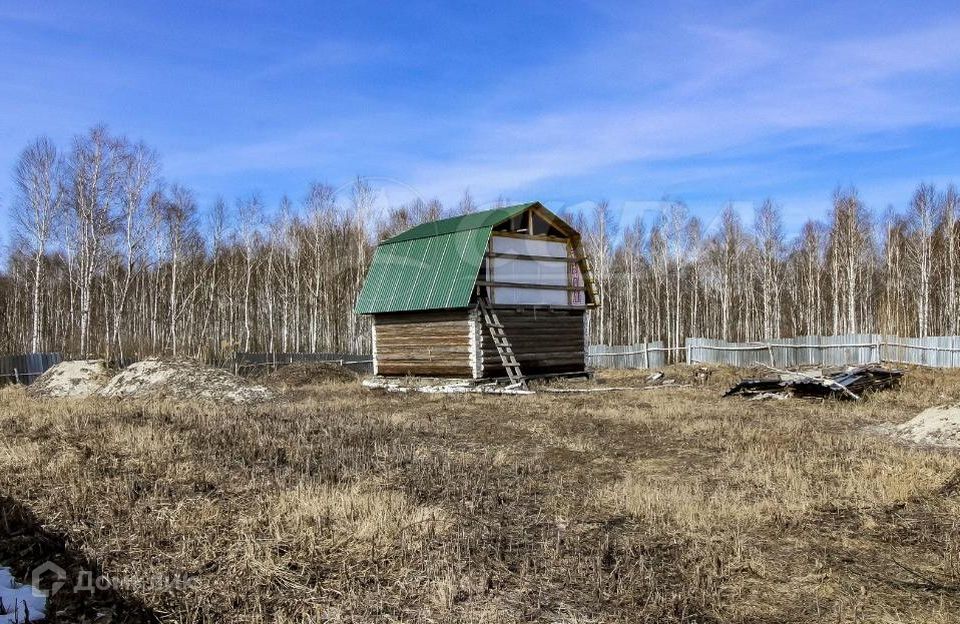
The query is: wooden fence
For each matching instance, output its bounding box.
[0,353,63,384]
[587,341,667,369]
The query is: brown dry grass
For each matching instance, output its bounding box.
[0,366,959,622]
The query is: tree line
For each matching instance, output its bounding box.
[585,185,960,353]
[2,126,959,359]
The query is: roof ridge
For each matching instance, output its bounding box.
[381,202,537,244]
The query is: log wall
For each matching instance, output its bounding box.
[373,310,474,377]
[373,308,587,379]
[480,308,586,376]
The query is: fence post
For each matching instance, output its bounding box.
[643,340,649,369]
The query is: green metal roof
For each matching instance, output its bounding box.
[383,203,534,243]
[354,203,535,314]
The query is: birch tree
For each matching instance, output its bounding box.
[236,194,263,352]
[940,186,958,333]
[907,184,938,337]
[828,188,871,335]
[110,140,158,358]
[155,185,198,355]
[754,199,784,339]
[67,126,122,355]
[663,200,691,359]
[585,200,616,345]
[304,182,336,352]
[12,137,63,352]
[715,205,744,340]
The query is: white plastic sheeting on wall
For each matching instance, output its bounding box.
[488,235,585,307]
[491,236,566,257]
[495,257,568,286]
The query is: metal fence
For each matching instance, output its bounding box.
[8,337,958,383]
[878,335,960,368]
[587,341,667,369]
[590,335,960,370]
[0,353,63,384]
[235,352,374,374]
[686,334,960,368]
[686,335,882,368]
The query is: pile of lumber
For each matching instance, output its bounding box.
[724,365,903,401]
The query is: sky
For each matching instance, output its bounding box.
[2,0,960,245]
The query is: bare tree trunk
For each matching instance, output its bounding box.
[13,137,63,353]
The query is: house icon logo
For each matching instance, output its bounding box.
[30,562,67,597]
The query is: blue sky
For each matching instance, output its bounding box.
[2,0,960,244]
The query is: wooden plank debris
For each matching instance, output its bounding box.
[723,365,903,401]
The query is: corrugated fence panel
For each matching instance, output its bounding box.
[684,334,960,368]
[0,352,63,385]
[587,342,665,369]
[879,335,960,368]
[686,334,866,368]
[687,338,777,367]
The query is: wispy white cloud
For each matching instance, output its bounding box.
[156,11,960,222]
[404,17,960,202]
[824,20,960,81]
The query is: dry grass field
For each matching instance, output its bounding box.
[1,366,959,623]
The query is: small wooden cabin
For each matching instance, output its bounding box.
[355,202,597,380]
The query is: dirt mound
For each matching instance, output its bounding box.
[893,404,960,448]
[263,362,358,387]
[97,357,274,404]
[27,359,112,398]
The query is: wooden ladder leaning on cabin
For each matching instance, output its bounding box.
[477,298,526,387]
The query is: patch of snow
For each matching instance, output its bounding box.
[362,379,533,395]
[0,567,46,623]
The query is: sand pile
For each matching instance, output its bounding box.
[97,357,274,404]
[262,362,358,388]
[893,404,960,448]
[27,359,112,398]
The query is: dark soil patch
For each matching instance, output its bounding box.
[261,362,359,387]
[0,495,159,623]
